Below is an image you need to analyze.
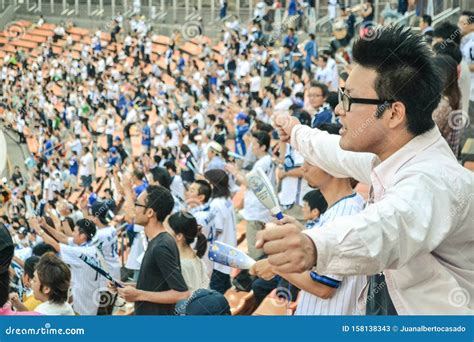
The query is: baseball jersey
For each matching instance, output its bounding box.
[60,241,102,315]
[295,193,366,315]
[93,226,120,287]
[209,197,237,275]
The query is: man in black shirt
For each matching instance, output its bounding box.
[116,185,189,315]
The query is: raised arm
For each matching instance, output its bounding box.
[290,124,375,184]
[275,114,375,184]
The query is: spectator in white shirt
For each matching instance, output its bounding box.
[204,169,237,294]
[259,26,474,314]
[274,87,294,113]
[29,218,102,315]
[79,147,94,188]
[226,131,275,260]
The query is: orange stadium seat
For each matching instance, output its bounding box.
[23,34,48,44]
[29,28,54,37]
[180,41,201,56]
[67,27,90,37]
[2,45,16,53]
[152,35,171,46]
[38,23,56,31]
[16,20,32,29]
[224,288,253,315]
[253,289,297,316]
[11,40,37,50]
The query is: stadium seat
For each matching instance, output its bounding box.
[152,35,171,46]
[224,288,255,315]
[253,289,297,316]
[29,28,54,37]
[11,40,37,50]
[38,23,56,31]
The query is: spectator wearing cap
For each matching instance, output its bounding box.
[307,81,333,128]
[234,112,250,157]
[1,224,40,315]
[206,142,226,171]
[90,201,120,315]
[107,147,121,169]
[175,289,230,315]
[28,218,102,315]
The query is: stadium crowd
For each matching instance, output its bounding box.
[0,0,473,316]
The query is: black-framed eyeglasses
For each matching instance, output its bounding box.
[338,87,394,112]
[134,202,147,209]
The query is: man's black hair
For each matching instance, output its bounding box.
[282,87,292,97]
[151,167,172,189]
[252,131,271,152]
[303,189,328,214]
[145,185,175,222]
[309,81,329,97]
[194,179,212,203]
[76,218,97,242]
[432,41,462,64]
[421,14,432,26]
[433,22,461,45]
[352,25,442,136]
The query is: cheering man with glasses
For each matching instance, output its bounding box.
[111,185,189,315]
[257,26,473,314]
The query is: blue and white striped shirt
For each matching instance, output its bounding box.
[295,193,367,315]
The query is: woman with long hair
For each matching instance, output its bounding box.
[432,54,463,156]
[166,212,209,293]
[204,169,237,294]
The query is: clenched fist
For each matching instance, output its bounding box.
[255,218,317,274]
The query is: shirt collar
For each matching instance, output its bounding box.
[372,127,442,190]
[189,202,211,214]
[316,103,331,114]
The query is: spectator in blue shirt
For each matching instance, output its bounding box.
[141,115,151,153]
[107,147,121,169]
[307,81,333,128]
[132,170,148,197]
[69,151,79,178]
[304,33,318,73]
[235,112,250,157]
[283,28,299,51]
[288,0,298,16]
